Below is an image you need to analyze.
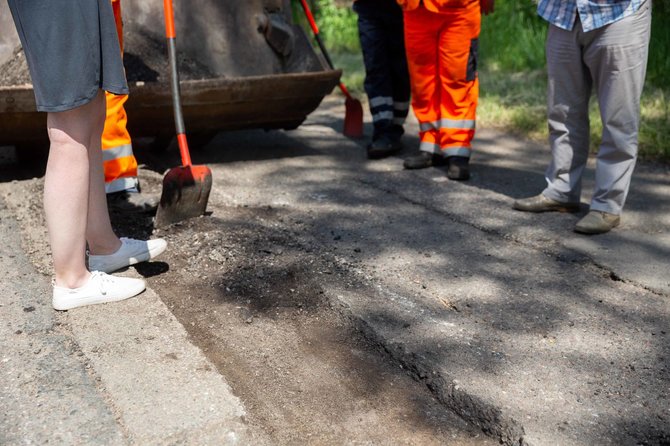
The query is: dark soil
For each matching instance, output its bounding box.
[139,210,493,445]
[0,46,31,85]
[0,28,215,87]
[122,28,215,83]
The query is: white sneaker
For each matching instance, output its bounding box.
[52,271,146,311]
[88,237,167,274]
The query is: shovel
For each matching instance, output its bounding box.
[154,0,212,228]
[298,0,364,138]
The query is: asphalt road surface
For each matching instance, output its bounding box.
[1,96,668,445]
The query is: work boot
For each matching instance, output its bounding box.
[403,151,447,169]
[574,211,620,235]
[88,237,168,274]
[446,156,470,181]
[367,134,403,160]
[513,194,580,213]
[107,191,159,214]
[52,271,146,311]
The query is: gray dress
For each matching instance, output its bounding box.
[7,0,129,112]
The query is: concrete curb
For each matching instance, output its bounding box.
[0,194,264,445]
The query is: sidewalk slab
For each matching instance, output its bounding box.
[0,204,125,445]
[68,287,254,445]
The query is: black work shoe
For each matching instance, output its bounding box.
[403,151,447,169]
[446,156,470,181]
[107,191,159,214]
[367,135,403,160]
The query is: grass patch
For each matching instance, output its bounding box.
[477,69,547,139]
[331,52,365,94]
[639,88,670,161]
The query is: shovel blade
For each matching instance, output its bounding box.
[343,96,364,138]
[154,165,212,228]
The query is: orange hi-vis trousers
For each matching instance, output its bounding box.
[102,0,138,193]
[403,1,480,158]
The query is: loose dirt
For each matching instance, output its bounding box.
[0,29,214,88]
[0,46,30,85]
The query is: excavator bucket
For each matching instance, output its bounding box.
[0,0,341,158]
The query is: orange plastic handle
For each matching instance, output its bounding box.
[163,0,176,39]
[299,0,320,35]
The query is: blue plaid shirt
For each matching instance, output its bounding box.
[537,0,646,32]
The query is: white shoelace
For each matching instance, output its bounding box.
[90,271,112,295]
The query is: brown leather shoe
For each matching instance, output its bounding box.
[574,211,620,234]
[513,194,580,213]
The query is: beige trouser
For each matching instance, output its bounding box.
[542,1,651,215]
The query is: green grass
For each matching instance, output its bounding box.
[639,88,670,160]
[479,3,546,72]
[331,52,365,94]
[477,69,547,138]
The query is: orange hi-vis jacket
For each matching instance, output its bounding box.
[396,0,477,12]
[399,0,480,157]
[102,0,138,193]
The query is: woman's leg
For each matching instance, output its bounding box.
[45,91,114,288]
[85,92,123,256]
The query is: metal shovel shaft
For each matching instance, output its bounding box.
[155,0,212,227]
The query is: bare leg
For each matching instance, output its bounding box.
[45,91,121,288]
[85,94,123,256]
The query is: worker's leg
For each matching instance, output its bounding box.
[102,0,139,194]
[403,5,441,155]
[585,1,651,215]
[103,0,156,212]
[45,91,117,288]
[102,92,138,193]
[384,0,410,139]
[355,0,407,159]
[436,2,480,160]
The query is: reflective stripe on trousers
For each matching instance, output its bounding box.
[404,2,480,157]
[102,0,138,193]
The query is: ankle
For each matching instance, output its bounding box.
[54,270,91,289]
[88,237,122,256]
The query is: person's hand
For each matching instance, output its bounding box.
[480,0,494,15]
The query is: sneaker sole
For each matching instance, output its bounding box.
[52,281,146,311]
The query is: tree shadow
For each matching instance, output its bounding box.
[155,115,669,444]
